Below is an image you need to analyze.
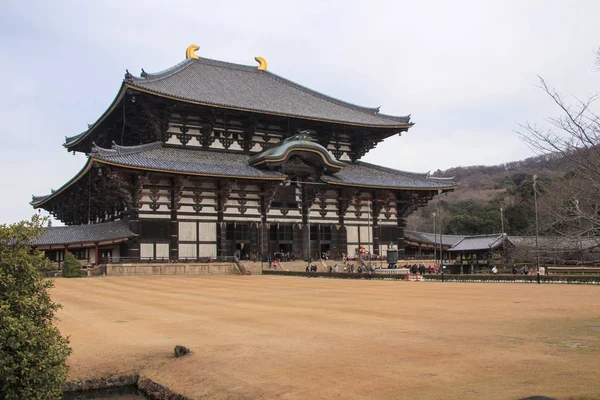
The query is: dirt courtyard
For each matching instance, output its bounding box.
[52,276,600,400]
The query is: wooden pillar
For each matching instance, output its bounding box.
[317,224,322,258]
[371,192,382,257]
[397,217,406,259]
[292,223,303,259]
[301,185,316,261]
[94,243,100,265]
[216,180,231,259]
[170,177,183,261]
[395,193,410,260]
[260,182,277,262]
[260,217,268,262]
[470,253,474,274]
[127,176,142,260]
[302,225,310,260]
[331,225,340,258]
[337,189,351,259]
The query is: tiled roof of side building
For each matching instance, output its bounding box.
[127,57,412,128]
[448,234,509,252]
[33,220,135,246]
[405,230,464,247]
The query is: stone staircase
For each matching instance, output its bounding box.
[238,260,263,275]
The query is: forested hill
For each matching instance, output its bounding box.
[406,153,567,235]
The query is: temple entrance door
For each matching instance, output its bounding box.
[235,242,248,260]
[279,243,292,253]
[320,244,330,258]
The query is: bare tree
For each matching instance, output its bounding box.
[519,50,600,263]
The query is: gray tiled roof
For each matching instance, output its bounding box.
[127,58,412,127]
[405,230,463,247]
[34,143,457,208]
[322,161,457,190]
[93,143,287,180]
[33,220,134,246]
[448,234,509,252]
[92,143,455,189]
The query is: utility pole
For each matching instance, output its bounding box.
[500,207,505,268]
[307,211,311,268]
[367,198,371,268]
[533,175,541,284]
[438,190,443,269]
[433,212,437,264]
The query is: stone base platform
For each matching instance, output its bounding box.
[106,263,238,276]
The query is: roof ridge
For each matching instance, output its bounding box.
[407,230,464,237]
[129,58,196,83]
[43,219,129,231]
[355,161,429,179]
[461,233,505,238]
[92,141,163,156]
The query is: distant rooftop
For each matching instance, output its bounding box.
[448,234,509,252]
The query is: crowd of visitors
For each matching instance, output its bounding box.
[511,265,547,275]
[273,252,295,262]
[406,263,440,274]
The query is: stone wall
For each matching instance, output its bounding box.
[106,262,238,276]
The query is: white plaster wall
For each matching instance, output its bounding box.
[199,244,217,258]
[140,243,154,259]
[347,226,359,243]
[179,244,197,259]
[199,222,216,242]
[179,222,197,241]
[156,244,170,259]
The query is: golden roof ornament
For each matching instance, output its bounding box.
[186,44,199,60]
[254,56,267,71]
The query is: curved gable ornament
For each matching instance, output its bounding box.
[186,44,200,59]
[249,133,345,174]
[254,56,268,71]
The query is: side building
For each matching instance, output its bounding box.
[31,46,457,265]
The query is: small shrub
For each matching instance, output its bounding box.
[62,252,82,278]
[174,345,190,357]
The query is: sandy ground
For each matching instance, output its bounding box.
[52,276,600,400]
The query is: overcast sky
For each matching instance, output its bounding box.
[1,0,599,224]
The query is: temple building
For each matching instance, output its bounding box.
[31,45,457,265]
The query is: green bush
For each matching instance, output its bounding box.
[262,270,407,280]
[423,274,600,284]
[0,216,72,399]
[62,252,82,278]
[262,270,600,284]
